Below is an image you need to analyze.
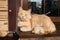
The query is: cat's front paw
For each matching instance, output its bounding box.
[32,26,46,35]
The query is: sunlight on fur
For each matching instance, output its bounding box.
[18,7,56,35]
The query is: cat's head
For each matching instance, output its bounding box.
[18,8,31,21]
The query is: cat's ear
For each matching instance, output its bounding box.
[28,9,31,12]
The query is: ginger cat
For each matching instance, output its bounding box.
[18,8,32,32]
[32,14,56,35]
[18,8,56,35]
[18,8,31,21]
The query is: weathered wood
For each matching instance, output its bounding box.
[0,0,8,10]
[0,15,8,20]
[8,0,17,32]
[0,12,8,15]
[0,21,8,31]
[23,0,29,10]
[0,0,8,37]
[8,0,20,32]
[51,17,60,22]
[0,7,8,10]
[0,0,8,20]
[20,37,60,40]
[17,23,60,38]
[0,0,8,6]
[0,37,14,40]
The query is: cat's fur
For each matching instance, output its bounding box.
[18,8,56,34]
[32,14,56,34]
[18,8,31,21]
[18,8,32,32]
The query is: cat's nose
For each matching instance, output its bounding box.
[22,16,25,19]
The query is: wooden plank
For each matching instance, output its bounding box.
[18,23,60,38]
[0,21,8,31]
[23,0,29,10]
[0,15,8,18]
[19,30,60,38]
[0,0,8,5]
[0,12,8,15]
[20,37,60,40]
[51,17,60,22]
[8,0,17,32]
[0,0,8,10]
[0,7,8,10]
[0,0,8,7]
[0,37,14,40]
[0,0,7,1]
[0,11,8,20]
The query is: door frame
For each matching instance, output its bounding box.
[8,0,18,32]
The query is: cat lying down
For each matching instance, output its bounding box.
[18,8,56,35]
[32,14,56,35]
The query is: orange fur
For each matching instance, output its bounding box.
[18,8,56,34]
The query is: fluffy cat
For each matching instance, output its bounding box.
[18,8,56,35]
[18,7,32,32]
[32,14,56,35]
[18,7,31,21]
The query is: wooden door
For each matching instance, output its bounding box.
[8,0,20,32]
[8,0,17,32]
[23,0,29,10]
